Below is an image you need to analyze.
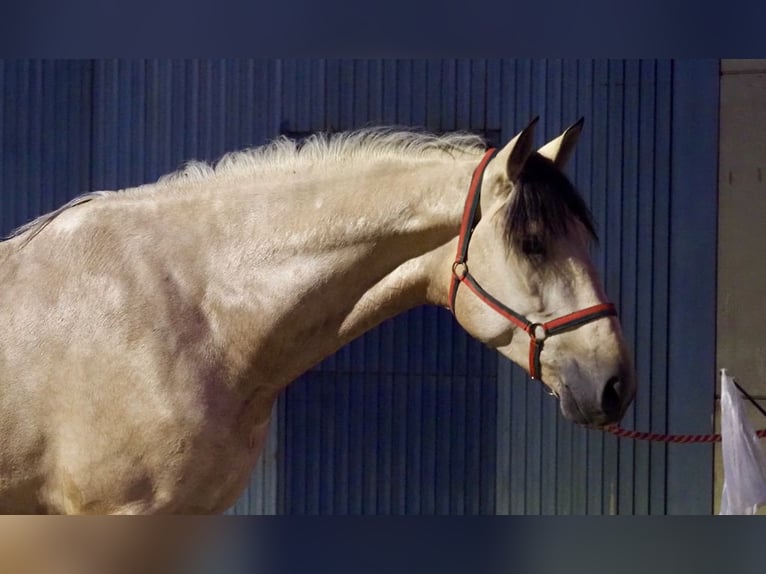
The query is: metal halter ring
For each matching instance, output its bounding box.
[451,260,468,280]
[529,323,548,342]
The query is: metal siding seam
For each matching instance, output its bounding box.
[485,59,501,132]
[666,60,719,515]
[212,60,227,159]
[251,60,268,147]
[338,59,355,131]
[239,60,256,148]
[558,59,582,515]
[602,60,626,514]
[495,358,512,515]
[338,370,353,514]
[54,62,70,219]
[465,373,481,513]
[168,60,186,176]
[440,59,456,132]
[545,58,563,139]
[160,61,175,178]
[280,59,296,135]
[480,373,494,515]
[411,59,427,127]
[617,59,641,515]
[436,372,453,514]
[396,59,412,123]
[4,61,17,234]
[631,59,656,515]
[568,59,591,515]
[367,59,383,127]
[17,62,30,226]
[363,372,380,514]
[450,374,467,514]
[426,59,442,131]
[510,362,528,515]
[455,59,471,132]
[223,60,239,152]
[405,371,422,514]
[392,372,408,513]
[297,59,314,133]
[481,363,498,513]
[144,60,160,183]
[420,374,437,514]
[516,60,534,137]
[348,366,364,514]
[352,59,368,126]
[306,367,322,514]
[77,61,92,216]
[583,59,608,514]
[649,60,672,514]
[263,406,279,513]
[505,61,530,517]
[525,382,543,514]
[499,59,515,140]
[40,61,57,211]
[132,60,147,185]
[543,59,562,516]
[28,61,42,219]
[320,368,337,514]
[377,373,394,514]
[422,312,438,379]
[469,58,485,131]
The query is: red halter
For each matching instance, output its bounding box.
[448,148,617,381]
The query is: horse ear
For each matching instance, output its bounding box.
[494,116,539,184]
[537,117,584,169]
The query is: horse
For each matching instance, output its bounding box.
[0,117,636,514]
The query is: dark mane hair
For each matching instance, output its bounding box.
[503,152,597,261]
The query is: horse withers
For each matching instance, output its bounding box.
[0,118,635,513]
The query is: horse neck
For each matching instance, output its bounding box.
[198,155,477,385]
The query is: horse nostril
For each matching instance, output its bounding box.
[601,376,623,418]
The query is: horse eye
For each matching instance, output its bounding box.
[521,237,546,258]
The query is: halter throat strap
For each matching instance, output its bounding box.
[447,148,617,381]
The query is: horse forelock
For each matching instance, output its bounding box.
[503,152,597,263]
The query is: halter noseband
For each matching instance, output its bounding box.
[448,148,617,382]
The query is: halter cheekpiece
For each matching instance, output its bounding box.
[447,148,617,382]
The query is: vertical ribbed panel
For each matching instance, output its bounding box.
[276,59,717,515]
[0,59,718,515]
[279,59,499,515]
[665,61,719,514]
[493,60,717,515]
[0,60,92,238]
[499,60,658,515]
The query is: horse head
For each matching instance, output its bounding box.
[449,118,636,427]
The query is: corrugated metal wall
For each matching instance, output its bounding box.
[0,59,719,515]
[495,60,719,515]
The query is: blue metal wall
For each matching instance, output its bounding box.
[495,61,719,515]
[0,59,719,514]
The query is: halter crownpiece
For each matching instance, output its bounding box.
[448,148,617,382]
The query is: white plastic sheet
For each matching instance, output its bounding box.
[719,368,766,515]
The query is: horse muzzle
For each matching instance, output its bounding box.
[558,372,636,427]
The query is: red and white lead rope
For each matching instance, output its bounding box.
[605,425,766,443]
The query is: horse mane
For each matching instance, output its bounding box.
[504,152,597,261]
[3,191,114,245]
[157,127,487,187]
[2,128,486,245]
